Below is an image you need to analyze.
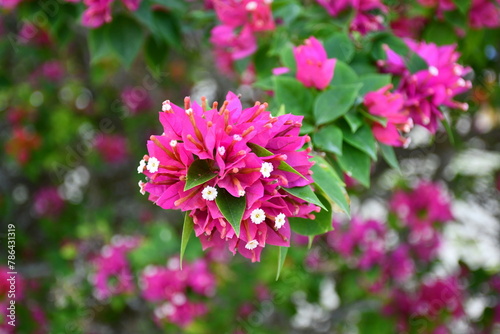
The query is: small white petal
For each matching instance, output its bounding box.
[162,100,171,111]
[238,190,246,197]
[260,162,274,178]
[250,208,266,224]
[137,159,146,173]
[233,134,242,141]
[202,186,218,201]
[274,213,286,229]
[138,180,146,195]
[245,1,257,10]
[185,108,193,115]
[245,239,259,250]
[218,146,226,156]
[147,157,160,173]
[428,66,439,76]
[170,140,177,147]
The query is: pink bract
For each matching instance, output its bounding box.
[293,37,336,90]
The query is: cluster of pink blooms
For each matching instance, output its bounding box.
[391,180,453,261]
[418,0,500,29]
[33,186,65,219]
[90,236,141,300]
[378,39,472,134]
[363,84,413,147]
[139,257,216,328]
[138,92,319,262]
[121,87,153,115]
[384,276,464,333]
[66,0,140,28]
[210,0,274,75]
[316,0,387,34]
[0,0,22,9]
[94,134,129,164]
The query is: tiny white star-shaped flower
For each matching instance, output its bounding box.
[245,1,257,10]
[138,180,146,195]
[185,108,193,115]
[218,146,226,156]
[233,134,242,141]
[162,100,171,111]
[238,190,246,197]
[170,140,177,147]
[202,186,218,201]
[245,239,259,250]
[250,208,266,224]
[137,159,146,173]
[274,213,286,229]
[147,157,160,173]
[428,66,439,76]
[260,162,274,178]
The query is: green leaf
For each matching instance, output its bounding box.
[357,74,391,96]
[273,76,314,117]
[342,123,377,160]
[88,25,110,63]
[406,52,428,74]
[281,186,327,211]
[289,193,333,236]
[107,15,144,68]
[180,213,193,270]
[311,156,350,216]
[380,144,400,172]
[423,21,457,45]
[152,11,182,48]
[144,35,168,75]
[337,143,371,187]
[313,124,343,155]
[324,33,355,63]
[247,143,306,179]
[344,111,364,132]
[455,0,471,13]
[359,109,388,127]
[330,60,358,86]
[276,246,288,281]
[184,159,218,191]
[442,115,455,145]
[215,188,246,237]
[314,84,362,125]
[279,43,296,71]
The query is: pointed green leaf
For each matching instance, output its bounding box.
[276,246,288,281]
[337,143,371,187]
[359,109,388,127]
[357,74,391,96]
[273,76,314,117]
[247,143,307,179]
[406,52,428,74]
[442,116,455,145]
[289,193,333,236]
[314,83,363,125]
[330,60,358,86]
[311,156,350,216]
[307,236,314,249]
[281,186,327,211]
[215,188,246,237]
[380,144,400,172]
[344,111,364,132]
[313,124,343,155]
[88,25,111,63]
[342,123,377,160]
[324,33,355,63]
[180,213,194,270]
[107,15,144,68]
[185,159,218,191]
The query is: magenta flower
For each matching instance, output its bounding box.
[0,0,22,9]
[364,84,413,147]
[469,0,500,29]
[33,187,65,219]
[138,92,318,262]
[94,134,129,164]
[390,16,427,39]
[293,37,337,90]
[213,0,275,32]
[379,39,472,133]
[140,257,215,328]
[121,86,153,114]
[81,0,113,28]
[210,25,257,61]
[91,236,140,300]
[417,0,455,13]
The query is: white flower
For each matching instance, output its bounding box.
[250,208,266,224]
[170,140,177,147]
[238,190,246,197]
[138,180,146,195]
[137,159,146,173]
[147,157,160,173]
[185,108,193,115]
[260,162,274,178]
[218,146,226,156]
[245,239,259,250]
[233,134,242,141]
[428,66,439,76]
[202,186,218,201]
[274,213,286,229]
[162,100,171,111]
[172,292,186,305]
[245,1,257,10]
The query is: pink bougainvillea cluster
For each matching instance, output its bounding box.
[138,92,319,262]
[68,0,141,28]
[140,257,216,328]
[90,235,141,300]
[316,0,387,34]
[210,0,275,75]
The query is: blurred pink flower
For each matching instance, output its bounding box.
[138,92,318,262]
[364,84,413,147]
[33,187,65,219]
[121,87,153,114]
[390,16,427,39]
[94,134,129,164]
[82,1,113,28]
[0,0,22,9]
[469,0,500,29]
[213,0,275,32]
[293,37,336,90]
[210,25,257,60]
